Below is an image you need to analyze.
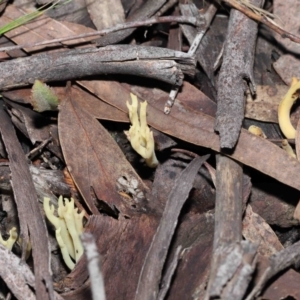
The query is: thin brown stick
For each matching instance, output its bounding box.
[223,0,300,44]
[0,15,200,53]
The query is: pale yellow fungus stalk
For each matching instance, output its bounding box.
[44,197,75,260]
[126,93,159,168]
[278,77,300,139]
[0,227,18,251]
[248,125,266,138]
[281,139,297,158]
[43,196,84,270]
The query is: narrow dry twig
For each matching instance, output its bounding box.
[223,0,300,44]
[0,15,201,53]
[81,233,106,300]
[164,3,218,114]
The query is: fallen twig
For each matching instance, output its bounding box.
[0,15,201,53]
[81,233,106,300]
[0,46,195,90]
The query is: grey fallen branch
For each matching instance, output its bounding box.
[215,0,262,148]
[205,155,257,300]
[0,45,195,90]
[135,155,210,300]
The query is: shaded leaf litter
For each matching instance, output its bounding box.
[1,1,300,300]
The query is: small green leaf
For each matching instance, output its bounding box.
[31,80,59,112]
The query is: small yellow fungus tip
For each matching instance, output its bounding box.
[248,125,267,138]
[43,196,84,270]
[281,139,297,158]
[0,227,18,251]
[126,93,159,168]
[278,77,300,139]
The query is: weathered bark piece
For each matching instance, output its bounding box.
[157,245,182,300]
[242,205,284,257]
[135,155,210,300]
[249,182,299,228]
[86,0,125,30]
[246,239,300,300]
[0,244,64,300]
[205,155,257,300]
[96,0,167,46]
[261,269,300,300]
[166,211,214,300]
[0,244,36,300]
[0,46,195,90]
[215,0,263,148]
[0,107,53,299]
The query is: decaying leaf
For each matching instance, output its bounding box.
[58,88,148,215]
[31,80,59,112]
[242,205,284,257]
[78,79,300,191]
[245,85,288,123]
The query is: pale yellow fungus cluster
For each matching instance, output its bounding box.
[278,77,300,139]
[126,93,159,168]
[248,125,267,138]
[43,196,84,270]
[0,227,17,250]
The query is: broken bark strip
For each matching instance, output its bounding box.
[135,155,210,300]
[0,107,53,300]
[205,155,257,300]
[246,239,300,300]
[0,46,195,90]
[215,0,263,148]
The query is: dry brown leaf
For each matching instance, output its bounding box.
[262,269,300,300]
[78,79,300,191]
[85,0,125,30]
[58,89,148,215]
[0,5,94,52]
[245,85,287,123]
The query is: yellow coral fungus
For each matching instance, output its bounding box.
[126,93,159,168]
[278,77,300,139]
[43,196,84,270]
[0,227,17,251]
